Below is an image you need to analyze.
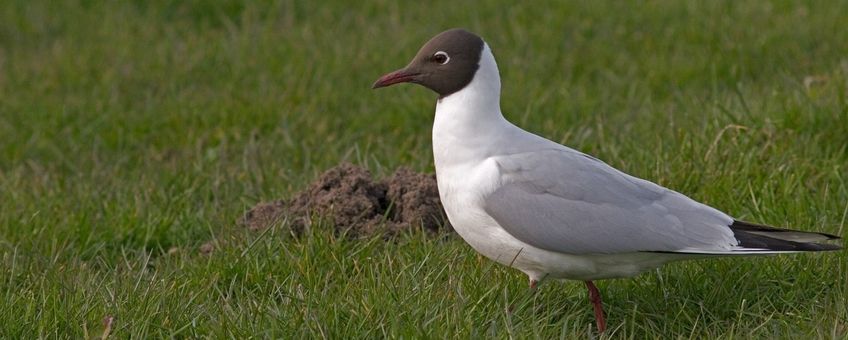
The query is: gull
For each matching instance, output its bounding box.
[372,28,842,333]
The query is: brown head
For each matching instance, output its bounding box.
[372,28,485,98]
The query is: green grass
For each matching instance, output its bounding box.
[1,0,847,338]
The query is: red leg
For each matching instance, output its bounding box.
[584,281,607,333]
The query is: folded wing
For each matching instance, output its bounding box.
[483,149,841,255]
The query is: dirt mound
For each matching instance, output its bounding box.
[240,200,287,232]
[238,163,451,237]
[384,167,445,232]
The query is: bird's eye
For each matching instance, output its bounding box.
[433,51,450,64]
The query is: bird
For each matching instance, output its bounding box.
[371,28,842,333]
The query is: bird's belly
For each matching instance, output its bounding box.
[452,222,675,280]
[454,223,679,280]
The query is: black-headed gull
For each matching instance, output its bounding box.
[372,28,842,333]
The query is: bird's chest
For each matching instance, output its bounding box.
[434,160,525,260]
[434,161,492,225]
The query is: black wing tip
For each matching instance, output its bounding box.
[768,241,843,252]
[730,220,843,251]
[731,220,842,240]
[809,243,844,251]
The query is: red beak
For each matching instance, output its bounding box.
[372,69,420,89]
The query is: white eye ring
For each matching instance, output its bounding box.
[434,51,450,64]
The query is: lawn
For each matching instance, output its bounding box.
[1,0,846,338]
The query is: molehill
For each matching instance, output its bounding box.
[239,163,452,237]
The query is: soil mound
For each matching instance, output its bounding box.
[238,163,451,237]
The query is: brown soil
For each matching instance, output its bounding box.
[238,163,451,237]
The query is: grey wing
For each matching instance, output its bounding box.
[483,149,738,254]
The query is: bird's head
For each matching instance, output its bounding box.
[372,28,485,98]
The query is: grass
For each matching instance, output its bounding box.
[1,0,847,338]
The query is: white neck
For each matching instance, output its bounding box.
[433,43,514,167]
[434,44,503,126]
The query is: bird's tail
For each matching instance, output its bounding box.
[651,220,842,255]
